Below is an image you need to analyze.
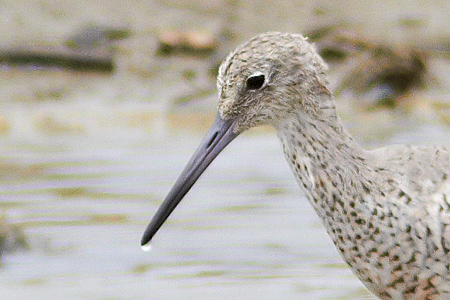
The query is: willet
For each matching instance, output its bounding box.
[142,32,450,299]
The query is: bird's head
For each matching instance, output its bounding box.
[141,32,332,247]
[217,32,331,133]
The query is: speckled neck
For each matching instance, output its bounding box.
[276,109,373,208]
[277,108,378,238]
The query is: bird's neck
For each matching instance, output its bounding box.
[276,109,377,227]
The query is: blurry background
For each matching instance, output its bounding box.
[1,1,450,299]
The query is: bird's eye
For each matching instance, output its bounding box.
[246,74,265,90]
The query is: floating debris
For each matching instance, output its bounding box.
[339,46,426,108]
[0,25,130,72]
[308,24,427,108]
[0,45,115,72]
[308,24,369,62]
[157,30,217,56]
[0,215,29,261]
[65,25,130,50]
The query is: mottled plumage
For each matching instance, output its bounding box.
[142,32,450,299]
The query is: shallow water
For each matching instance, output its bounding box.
[0,120,379,300]
[1,1,450,298]
[2,111,450,299]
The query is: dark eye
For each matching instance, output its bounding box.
[246,74,265,90]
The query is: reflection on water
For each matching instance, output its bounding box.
[0,122,382,299]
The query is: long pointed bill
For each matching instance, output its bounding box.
[141,114,239,247]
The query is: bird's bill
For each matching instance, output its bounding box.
[141,114,239,247]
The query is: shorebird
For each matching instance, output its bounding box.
[142,32,450,299]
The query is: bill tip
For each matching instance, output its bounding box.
[141,242,152,252]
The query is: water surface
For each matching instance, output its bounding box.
[0,121,387,299]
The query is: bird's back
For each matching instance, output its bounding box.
[371,145,450,202]
[354,145,450,298]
